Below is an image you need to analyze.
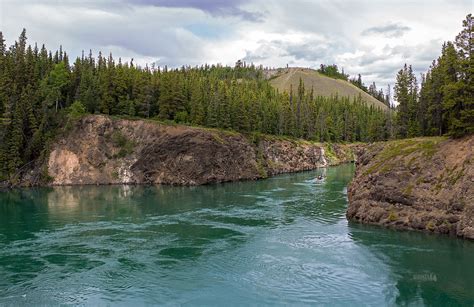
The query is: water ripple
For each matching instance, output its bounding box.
[1,164,473,306]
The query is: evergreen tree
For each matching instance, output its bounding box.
[451,14,474,137]
[0,28,409,182]
[394,64,410,137]
[41,62,69,112]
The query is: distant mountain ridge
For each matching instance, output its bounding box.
[266,68,389,110]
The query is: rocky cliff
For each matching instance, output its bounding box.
[45,115,353,186]
[347,136,474,239]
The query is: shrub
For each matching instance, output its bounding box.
[111,131,135,158]
[388,211,398,222]
[68,101,87,119]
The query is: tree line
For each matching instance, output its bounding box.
[394,14,473,138]
[0,29,392,181]
[0,14,470,182]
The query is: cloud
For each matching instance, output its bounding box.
[0,0,471,90]
[362,23,411,38]
[0,1,221,67]
[385,39,443,61]
[124,0,263,21]
[241,29,351,69]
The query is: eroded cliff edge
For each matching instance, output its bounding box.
[45,115,354,186]
[347,136,474,239]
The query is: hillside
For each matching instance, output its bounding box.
[347,136,474,239]
[267,68,389,110]
[11,115,355,187]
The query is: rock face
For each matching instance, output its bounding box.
[347,136,474,240]
[47,115,353,186]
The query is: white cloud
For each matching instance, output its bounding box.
[0,0,471,89]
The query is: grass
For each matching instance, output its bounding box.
[256,161,268,178]
[255,150,268,179]
[269,68,388,110]
[211,133,226,145]
[415,177,424,185]
[388,211,398,222]
[363,137,446,176]
[447,167,465,185]
[426,221,436,231]
[324,143,338,164]
[403,184,414,196]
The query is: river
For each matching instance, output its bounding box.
[0,164,473,305]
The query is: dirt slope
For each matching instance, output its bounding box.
[268,68,388,110]
[347,136,474,239]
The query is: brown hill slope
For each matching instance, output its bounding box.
[268,68,388,110]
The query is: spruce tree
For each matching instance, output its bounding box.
[452,14,474,137]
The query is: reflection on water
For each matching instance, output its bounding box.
[0,164,473,305]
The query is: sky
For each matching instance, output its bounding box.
[0,0,471,89]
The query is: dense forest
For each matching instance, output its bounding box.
[394,14,473,138]
[0,30,392,181]
[0,14,471,182]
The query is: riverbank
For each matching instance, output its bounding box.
[13,115,356,187]
[347,136,474,240]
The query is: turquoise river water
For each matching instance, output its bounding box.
[0,164,473,306]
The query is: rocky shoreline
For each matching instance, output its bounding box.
[7,115,474,240]
[347,136,474,240]
[32,115,354,187]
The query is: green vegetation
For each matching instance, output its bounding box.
[211,132,226,145]
[364,137,446,176]
[0,29,393,181]
[446,166,465,186]
[426,221,436,231]
[395,14,473,138]
[318,64,349,81]
[403,184,414,196]
[0,15,471,183]
[388,211,398,222]
[255,154,268,179]
[323,143,337,161]
[110,131,134,158]
[349,74,389,107]
[68,101,87,120]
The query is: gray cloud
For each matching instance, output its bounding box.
[242,40,286,63]
[348,38,445,86]
[357,53,388,66]
[385,39,443,61]
[1,0,470,90]
[124,0,263,21]
[243,36,347,67]
[285,42,333,62]
[362,23,411,38]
